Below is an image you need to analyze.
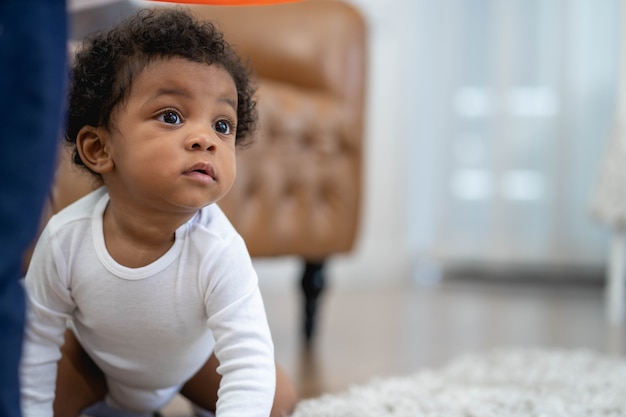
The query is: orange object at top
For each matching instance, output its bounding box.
[150,0,301,5]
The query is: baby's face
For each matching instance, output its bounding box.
[104,57,238,216]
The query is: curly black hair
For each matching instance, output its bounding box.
[65,7,257,177]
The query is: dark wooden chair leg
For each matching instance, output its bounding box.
[300,260,326,343]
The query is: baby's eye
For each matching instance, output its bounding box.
[214,119,233,135]
[158,110,182,125]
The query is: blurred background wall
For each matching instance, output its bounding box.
[301,0,621,290]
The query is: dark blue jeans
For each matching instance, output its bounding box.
[0,1,67,416]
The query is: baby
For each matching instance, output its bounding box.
[20,7,296,417]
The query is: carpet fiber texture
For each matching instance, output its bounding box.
[291,348,626,417]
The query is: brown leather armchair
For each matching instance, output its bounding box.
[26,0,367,343]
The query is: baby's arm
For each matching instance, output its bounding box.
[20,227,74,417]
[204,237,276,417]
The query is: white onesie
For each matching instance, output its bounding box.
[20,187,275,417]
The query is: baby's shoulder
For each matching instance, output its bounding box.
[47,187,107,234]
[187,203,241,244]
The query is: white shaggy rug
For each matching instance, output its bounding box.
[291,348,626,417]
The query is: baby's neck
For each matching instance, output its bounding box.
[101,200,193,268]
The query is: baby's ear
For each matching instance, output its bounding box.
[76,126,114,174]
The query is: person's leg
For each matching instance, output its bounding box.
[53,330,108,417]
[180,353,297,417]
[0,2,67,417]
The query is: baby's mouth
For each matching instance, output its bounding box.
[185,162,216,181]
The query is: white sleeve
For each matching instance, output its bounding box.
[204,236,276,417]
[20,226,75,417]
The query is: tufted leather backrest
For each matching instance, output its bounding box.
[23,0,367,270]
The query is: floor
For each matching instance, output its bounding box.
[162,269,626,416]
